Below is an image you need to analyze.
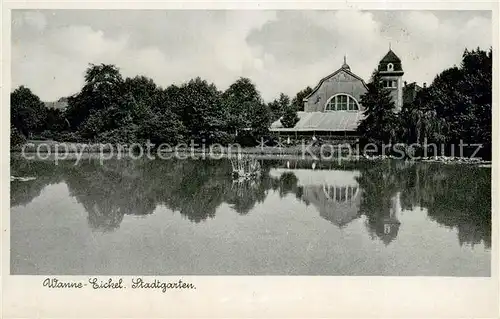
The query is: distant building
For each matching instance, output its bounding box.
[270,49,420,135]
[403,81,423,105]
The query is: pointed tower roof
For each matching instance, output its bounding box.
[380,49,401,63]
[378,49,404,73]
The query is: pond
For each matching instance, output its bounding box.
[10,156,491,276]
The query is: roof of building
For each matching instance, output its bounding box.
[405,82,423,91]
[341,55,350,71]
[380,49,401,63]
[377,49,404,73]
[270,111,365,132]
[304,62,368,101]
[402,82,423,104]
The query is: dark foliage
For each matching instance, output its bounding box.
[358,47,492,159]
[280,104,300,128]
[357,70,398,145]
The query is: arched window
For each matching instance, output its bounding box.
[324,94,360,111]
[323,185,359,203]
[387,63,394,71]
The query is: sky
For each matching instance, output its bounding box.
[11,10,492,102]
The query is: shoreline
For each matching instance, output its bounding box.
[10,140,492,165]
[11,150,491,166]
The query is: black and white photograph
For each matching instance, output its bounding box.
[3,3,498,318]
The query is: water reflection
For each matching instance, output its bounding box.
[269,165,401,244]
[269,168,362,228]
[269,160,490,248]
[355,162,403,245]
[10,157,490,248]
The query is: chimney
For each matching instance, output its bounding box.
[404,81,407,87]
[423,82,427,88]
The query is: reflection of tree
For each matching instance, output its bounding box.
[226,179,265,215]
[401,164,491,248]
[84,199,125,232]
[278,172,299,197]
[63,160,158,232]
[357,161,491,248]
[10,157,64,207]
[11,157,491,247]
[356,162,401,245]
[11,158,276,229]
[164,160,229,222]
[227,162,280,215]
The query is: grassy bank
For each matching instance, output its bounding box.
[12,140,123,153]
[11,140,491,165]
[12,140,355,156]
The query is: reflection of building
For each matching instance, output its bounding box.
[269,168,362,227]
[369,192,402,245]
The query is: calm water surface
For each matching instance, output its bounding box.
[10,157,491,276]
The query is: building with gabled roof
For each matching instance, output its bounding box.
[270,49,413,135]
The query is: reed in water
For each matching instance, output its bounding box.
[230,155,261,179]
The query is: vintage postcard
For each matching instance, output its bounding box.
[2,0,499,318]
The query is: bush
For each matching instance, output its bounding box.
[209,131,235,145]
[54,131,83,143]
[235,130,258,147]
[10,126,26,148]
[40,130,56,140]
[30,134,49,141]
[97,125,140,144]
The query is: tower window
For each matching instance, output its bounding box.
[387,63,394,71]
[324,94,360,111]
[382,80,397,88]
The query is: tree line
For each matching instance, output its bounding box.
[11,64,310,147]
[358,47,492,159]
[11,47,492,158]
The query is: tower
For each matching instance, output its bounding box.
[378,49,404,111]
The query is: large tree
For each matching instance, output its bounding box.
[398,47,492,158]
[357,70,398,146]
[222,77,263,133]
[280,104,300,128]
[268,93,290,121]
[177,77,226,143]
[43,108,67,133]
[291,86,313,112]
[11,86,47,137]
[66,63,124,130]
[250,102,272,136]
[122,75,159,107]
